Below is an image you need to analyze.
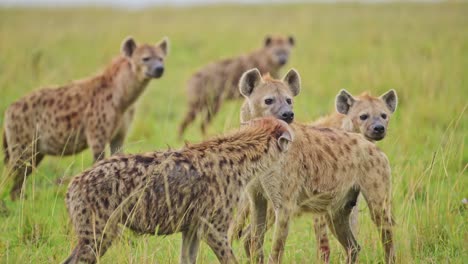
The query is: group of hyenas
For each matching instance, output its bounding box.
[2,35,398,264]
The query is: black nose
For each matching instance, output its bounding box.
[154,66,164,76]
[373,125,385,134]
[281,111,294,123]
[278,58,287,65]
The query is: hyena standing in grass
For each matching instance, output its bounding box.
[2,36,168,200]
[232,69,395,264]
[178,35,294,139]
[311,89,398,262]
[64,117,293,264]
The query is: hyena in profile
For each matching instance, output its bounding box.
[2,36,169,200]
[311,89,398,262]
[178,35,295,139]
[64,117,293,264]
[232,69,395,264]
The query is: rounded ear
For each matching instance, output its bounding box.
[157,37,169,56]
[122,36,137,58]
[277,130,293,152]
[282,69,301,97]
[239,68,262,97]
[264,35,272,47]
[336,89,355,115]
[288,35,295,46]
[380,89,398,113]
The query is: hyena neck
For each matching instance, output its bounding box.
[239,101,253,123]
[102,56,151,112]
[313,113,357,133]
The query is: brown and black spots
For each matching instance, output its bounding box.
[3,36,169,200]
[64,117,293,264]
[178,35,295,139]
[229,71,395,264]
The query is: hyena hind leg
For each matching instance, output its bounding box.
[325,187,361,264]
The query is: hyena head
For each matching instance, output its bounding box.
[121,36,169,79]
[263,35,295,67]
[239,68,301,124]
[336,89,398,141]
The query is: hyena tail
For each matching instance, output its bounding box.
[2,130,9,165]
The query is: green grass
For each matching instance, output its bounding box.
[0,2,467,263]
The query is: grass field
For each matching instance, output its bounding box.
[0,2,467,263]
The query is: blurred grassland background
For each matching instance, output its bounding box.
[0,2,467,263]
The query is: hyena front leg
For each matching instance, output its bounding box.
[110,108,135,155]
[313,215,331,263]
[86,127,108,163]
[247,185,269,263]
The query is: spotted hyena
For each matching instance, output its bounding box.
[63,117,293,264]
[2,36,169,200]
[233,69,395,264]
[178,35,295,139]
[311,89,398,261]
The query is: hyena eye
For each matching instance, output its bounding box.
[286,98,292,105]
[142,57,151,62]
[265,98,274,105]
[359,114,369,121]
[381,113,387,119]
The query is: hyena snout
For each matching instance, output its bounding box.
[279,110,294,124]
[151,65,164,78]
[276,52,289,66]
[369,124,386,140]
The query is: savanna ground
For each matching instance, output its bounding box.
[0,2,467,263]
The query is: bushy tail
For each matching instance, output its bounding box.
[3,130,9,165]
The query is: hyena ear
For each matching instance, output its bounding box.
[264,35,272,47]
[380,89,398,113]
[122,36,137,58]
[239,68,262,97]
[282,69,301,97]
[157,37,169,56]
[288,35,295,46]
[336,89,355,114]
[277,129,293,152]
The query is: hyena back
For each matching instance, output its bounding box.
[64,117,293,264]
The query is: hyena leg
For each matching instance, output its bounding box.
[313,215,331,263]
[86,129,107,163]
[9,151,44,201]
[325,188,360,264]
[200,96,222,137]
[246,188,269,263]
[64,218,119,263]
[360,172,395,264]
[204,226,238,264]
[179,101,200,140]
[180,229,201,264]
[349,195,360,236]
[228,193,250,243]
[268,205,294,264]
[110,108,135,155]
